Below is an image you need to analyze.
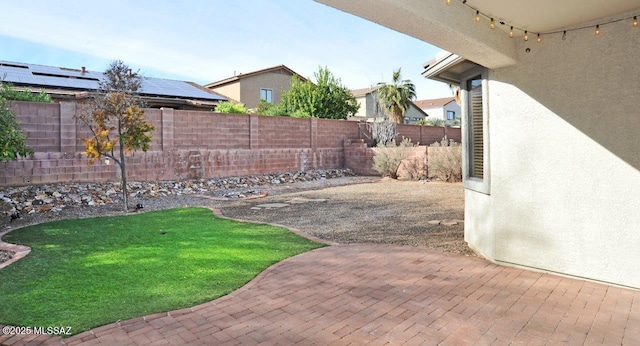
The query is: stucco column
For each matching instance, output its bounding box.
[59,102,76,154]
[249,114,259,149]
[160,108,174,150]
[310,117,318,149]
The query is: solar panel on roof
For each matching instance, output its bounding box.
[0,60,226,101]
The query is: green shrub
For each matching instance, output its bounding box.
[372,137,415,179]
[215,100,249,114]
[290,109,310,118]
[0,82,52,103]
[255,99,288,116]
[428,136,462,182]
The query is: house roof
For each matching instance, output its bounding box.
[350,86,380,98]
[414,97,456,109]
[205,65,307,88]
[0,60,227,102]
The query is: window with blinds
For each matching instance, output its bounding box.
[467,76,483,179]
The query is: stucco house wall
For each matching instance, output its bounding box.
[403,105,427,124]
[465,19,640,288]
[210,83,241,103]
[316,0,640,289]
[238,71,295,109]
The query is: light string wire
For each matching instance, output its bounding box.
[451,0,639,41]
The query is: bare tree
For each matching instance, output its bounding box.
[76,61,155,211]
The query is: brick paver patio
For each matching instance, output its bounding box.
[2,244,639,345]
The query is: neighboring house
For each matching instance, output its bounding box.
[414,97,460,122]
[317,1,640,289]
[0,61,227,110]
[349,86,429,124]
[205,65,306,109]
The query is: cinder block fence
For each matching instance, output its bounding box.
[0,101,460,186]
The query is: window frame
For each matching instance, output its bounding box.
[446,110,456,120]
[260,88,273,103]
[461,67,490,195]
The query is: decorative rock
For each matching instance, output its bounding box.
[0,169,355,215]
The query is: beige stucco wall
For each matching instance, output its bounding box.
[209,83,240,103]
[466,18,640,288]
[404,105,426,124]
[238,71,295,109]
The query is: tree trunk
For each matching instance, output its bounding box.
[119,138,128,212]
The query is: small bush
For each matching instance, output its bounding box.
[0,81,52,103]
[290,109,310,118]
[255,99,288,116]
[428,137,462,182]
[402,155,428,180]
[373,137,415,179]
[215,101,249,114]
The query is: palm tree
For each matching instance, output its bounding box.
[377,68,416,124]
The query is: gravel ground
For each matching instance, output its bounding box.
[1,176,474,264]
[220,178,474,256]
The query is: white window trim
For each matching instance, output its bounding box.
[461,67,491,195]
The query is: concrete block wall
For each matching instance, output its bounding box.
[0,101,460,186]
[396,124,462,146]
[344,139,429,178]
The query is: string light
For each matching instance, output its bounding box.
[447,0,640,43]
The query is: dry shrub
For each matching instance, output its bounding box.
[400,155,427,180]
[428,137,462,182]
[373,137,415,179]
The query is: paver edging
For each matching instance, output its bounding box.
[0,229,31,270]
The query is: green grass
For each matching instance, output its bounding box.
[0,207,323,335]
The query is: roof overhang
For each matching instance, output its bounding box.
[315,0,640,71]
[422,53,479,85]
[315,0,518,69]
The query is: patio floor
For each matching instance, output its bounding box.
[1,244,639,345]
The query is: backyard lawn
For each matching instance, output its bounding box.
[0,207,323,335]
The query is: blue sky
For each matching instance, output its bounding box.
[0,0,452,100]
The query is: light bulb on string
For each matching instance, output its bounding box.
[595,25,600,35]
[475,11,480,22]
[537,34,541,43]
[562,31,567,40]
[490,18,495,29]
[445,0,451,5]
[524,31,529,41]
[509,26,514,38]
[634,16,638,27]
